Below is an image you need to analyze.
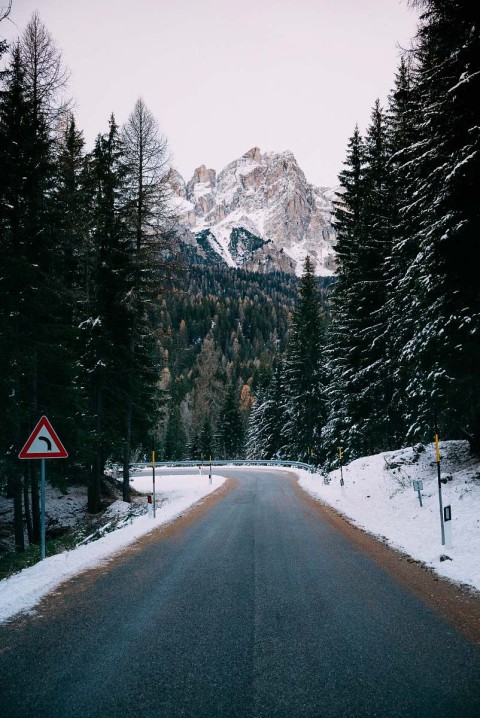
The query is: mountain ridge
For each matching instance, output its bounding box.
[171,147,337,276]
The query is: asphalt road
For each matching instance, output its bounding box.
[1,469,480,717]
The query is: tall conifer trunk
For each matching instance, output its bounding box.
[30,463,40,543]
[13,472,24,552]
[123,400,132,503]
[88,384,103,513]
[23,464,33,545]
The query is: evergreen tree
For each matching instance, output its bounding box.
[80,115,133,512]
[0,33,73,547]
[199,416,215,460]
[54,115,89,310]
[163,406,187,461]
[324,126,366,459]
[325,102,395,459]
[394,1,480,446]
[0,46,31,549]
[281,256,326,464]
[383,57,418,446]
[218,383,245,458]
[246,363,284,459]
[351,99,394,454]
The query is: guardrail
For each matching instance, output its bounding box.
[119,459,316,474]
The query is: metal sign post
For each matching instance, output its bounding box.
[435,433,445,545]
[413,480,423,507]
[338,447,344,487]
[152,449,156,518]
[18,416,68,560]
[40,459,46,559]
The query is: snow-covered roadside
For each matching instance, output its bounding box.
[297,440,480,592]
[0,472,227,624]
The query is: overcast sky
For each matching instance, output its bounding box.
[3,0,419,187]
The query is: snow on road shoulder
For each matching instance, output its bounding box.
[0,473,227,624]
[297,441,480,592]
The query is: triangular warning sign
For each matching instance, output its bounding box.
[19,416,68,459]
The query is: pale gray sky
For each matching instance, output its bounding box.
[3,0,419,186]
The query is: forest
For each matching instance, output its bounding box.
[248,0,480,467]
[1,0,480,556]
[0,10,186,551]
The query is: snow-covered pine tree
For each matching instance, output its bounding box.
[352,99,395,454]
[245,388,266,460]
[324,126,367,461]
[246,362,285,460]
[383,57,419,446]
[326,101,397,459]
[395,0,480,446]
[281,256,326,464]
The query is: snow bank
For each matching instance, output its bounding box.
[298,441,480,592]
[0,472,227,624]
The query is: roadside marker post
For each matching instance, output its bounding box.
[18,416,68,560]
[435,432,445,546]
[338,447,347,498]
[338,447,345,487]
[209,455,212,485]
[152,450,156,518]
[413,479,423,507]
[444,505,453,549]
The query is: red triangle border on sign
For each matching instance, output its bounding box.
[18,415,68,459]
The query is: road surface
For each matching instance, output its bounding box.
[1,469,480,717]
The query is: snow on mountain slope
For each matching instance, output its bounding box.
[170,147,337,276]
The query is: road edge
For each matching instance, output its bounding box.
[292,473,480,645]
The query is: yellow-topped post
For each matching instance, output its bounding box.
[435,432,445,545]
[152,449,156,518]
[338,447,344,487]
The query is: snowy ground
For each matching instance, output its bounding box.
[298,440,480,592]
[0,471,227,624]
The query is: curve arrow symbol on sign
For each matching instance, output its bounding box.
[39,436,52,451]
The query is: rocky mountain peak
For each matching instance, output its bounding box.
[172,148,337,276]
[190,164,216,186]
[243,147,262,163]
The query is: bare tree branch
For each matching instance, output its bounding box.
[122,97,178,254]
[19,11,71,125]
[0,1,12,23]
